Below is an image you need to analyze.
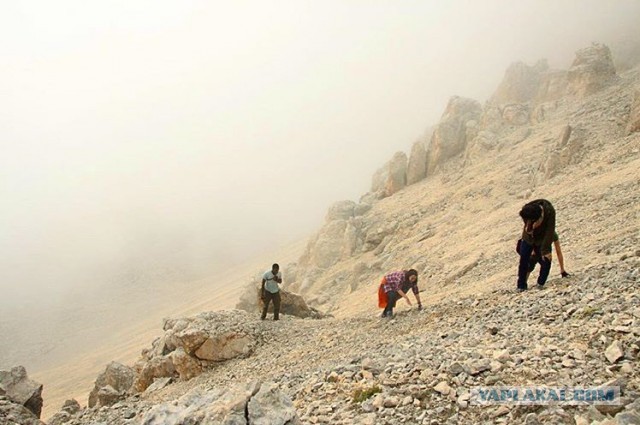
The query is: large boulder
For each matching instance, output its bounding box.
[0,396,45,425]
[566,43,617,97]
[236,285,326,319]
[88,362,135,408]
[133,356,177,393]
[426,96,482,175]
[194,333,255,362]
[0,366,43,418]
[257,288,326,319]
[134,310,263,392]
[248,382,300,425]
[140,381,300,425]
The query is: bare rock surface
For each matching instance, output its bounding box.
[0,366,43,418]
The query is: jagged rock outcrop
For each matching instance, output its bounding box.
[88,362,135,408]
[490,60,549,104]
[536,70,569,102]
[426,96,482,174]
[0,396,45,425]
[628,85,640,134]
[371,152,408,198]
[0,366,43,418]
[294,199,369,276]
[325,200,356,221]
[406,139,428,185]
[141,381,299,425]
[567,43,617,97]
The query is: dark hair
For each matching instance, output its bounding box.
[405,269,418,283]
[272,263,280,270]
[520,204,541,221]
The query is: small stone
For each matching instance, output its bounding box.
[434,381,451,395]
[492,406,510,418]
[524,413,541,425]
[383,396,399,408]
[493,349,512,363]
[448,362,464,376]
[605,341,624,363]
[620,363,633,374]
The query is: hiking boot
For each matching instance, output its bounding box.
[536,284,545,290]
[516,287,527,293]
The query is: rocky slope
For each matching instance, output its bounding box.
[12,255,637,425]
[2,42,639,425]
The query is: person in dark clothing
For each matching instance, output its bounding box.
[517,199,556,291]
[261,263,282,320]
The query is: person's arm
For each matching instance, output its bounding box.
[397,289,412,306]
[414,292,422,310]
[274,273,282,283]
[554,240,568,275]
[261,278,266,299]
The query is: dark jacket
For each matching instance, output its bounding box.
[521,199,556,255]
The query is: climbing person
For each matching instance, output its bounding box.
[516,199,556,291]
[378,269,422,318]
[261,263,282,320]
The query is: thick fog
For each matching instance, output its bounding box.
[1,0,639,315]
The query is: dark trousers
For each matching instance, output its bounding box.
[261,291,281,320]
[517,239,551,290]
[382,291,399,317]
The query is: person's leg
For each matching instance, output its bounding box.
[383,291,397,317]
[536,249,552,286]
[388,291,398,316]
[517,240,534,290]
[273,291,281,320]
[261,292,272,320]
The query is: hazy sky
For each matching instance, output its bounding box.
[1,0,639,305]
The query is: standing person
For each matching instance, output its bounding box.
[517,199,556,291]
[378,269,422,318]
[261,263,282,321]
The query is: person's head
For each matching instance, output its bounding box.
[405,269,418,284]
[271,263,280,273]
[520,204,542,233]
